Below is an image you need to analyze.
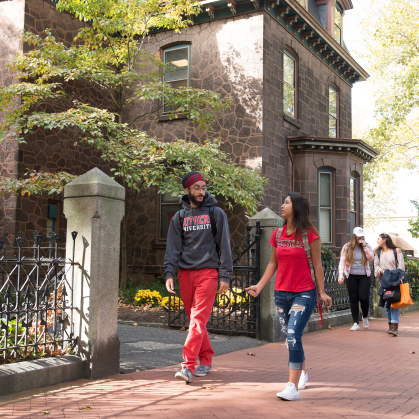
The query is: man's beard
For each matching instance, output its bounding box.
[188,192,205,207]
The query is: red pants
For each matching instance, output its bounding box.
[178,268,219,373]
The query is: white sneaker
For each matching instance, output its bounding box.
[298,370,308,390]
[362,318,369,329]
[350,323,360,331]
[277,382,300,401]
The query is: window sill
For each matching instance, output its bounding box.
[283,113,301,129]
[158,114,188,122]
[152,242,167,249]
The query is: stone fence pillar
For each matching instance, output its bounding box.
[63,168,125,379]
[249,208,283,342]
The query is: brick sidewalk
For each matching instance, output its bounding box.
[0,313,418,419]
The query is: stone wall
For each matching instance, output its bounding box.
[0,0,25,237]
[123,13,265,284]
[262,11,352,215]
[293,151,364,251]
[0,0,111,246]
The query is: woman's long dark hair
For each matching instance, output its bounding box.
[284,192,319,245]
[378,233,397,250]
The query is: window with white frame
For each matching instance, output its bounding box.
[318,169,333,245]
[334,4,343,44]
[283,50,296,119]
[350,175,357,234]
[159,191,183,241]
[329,85,338,138]
[162,44,191,114]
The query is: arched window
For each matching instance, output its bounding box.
[328,85,338,138]
[162,44,191,114]
[318,168,333,245]
[334,4,343,44]
[283,49,297,120]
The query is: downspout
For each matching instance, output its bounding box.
[287,138,295,192]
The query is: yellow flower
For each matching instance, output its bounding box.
[161,296,184,310]
[134,289,162,307]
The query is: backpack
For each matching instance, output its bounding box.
[377,248,398,266]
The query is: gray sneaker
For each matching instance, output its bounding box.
[194,364,212,377]
[175,367,193,383]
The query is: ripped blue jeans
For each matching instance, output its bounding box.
[274,289,317,370]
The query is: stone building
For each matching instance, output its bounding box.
[0,0,378,284]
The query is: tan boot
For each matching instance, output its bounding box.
[387,322,392,334]
[389,323,398,337]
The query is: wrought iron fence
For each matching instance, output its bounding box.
[168,222,263,338]
[313,262,375,317]
[0,231,77,362]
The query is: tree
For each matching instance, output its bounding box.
[360,0,419,171]
[0,0,267,287]
[355,0,419,226]
[408,199,419,238]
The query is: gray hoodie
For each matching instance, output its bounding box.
[163,192,233,283]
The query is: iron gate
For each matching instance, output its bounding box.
[0,231,77,361]
[168,221,263,338]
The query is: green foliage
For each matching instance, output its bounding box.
[0,170,76,197]
[359,0,419,218]
[408,199,419,238]
[321,246,336,268]
[0,0,266,215]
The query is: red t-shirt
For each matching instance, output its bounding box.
[269,227,319,292]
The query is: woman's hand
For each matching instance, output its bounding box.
[320,292,332,309]
[338,275,345,285]
[246,284,262,298]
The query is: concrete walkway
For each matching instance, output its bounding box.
[118,324,267,373]
[0,313,418,418]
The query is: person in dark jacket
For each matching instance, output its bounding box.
[164,171,233,383]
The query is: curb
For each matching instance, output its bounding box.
[0,355,84,397]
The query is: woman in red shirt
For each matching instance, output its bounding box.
[246,193,332,401]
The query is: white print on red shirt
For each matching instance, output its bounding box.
[183,215,212,232]
[276,239,303,249]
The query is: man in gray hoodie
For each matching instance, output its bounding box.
[164,171,233,383]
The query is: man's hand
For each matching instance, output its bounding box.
[166,277,176,294]
[217,281,229,295]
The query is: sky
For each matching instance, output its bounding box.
[342,0,419,217]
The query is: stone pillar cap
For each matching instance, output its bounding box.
[64,167,125,201]
[249,207,284,227]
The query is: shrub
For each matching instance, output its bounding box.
[134,290,162,307]
[321,246,336,267]
[161,296,184,311]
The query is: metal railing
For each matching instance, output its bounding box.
[313,262,375,316]
[0,231,77,361]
